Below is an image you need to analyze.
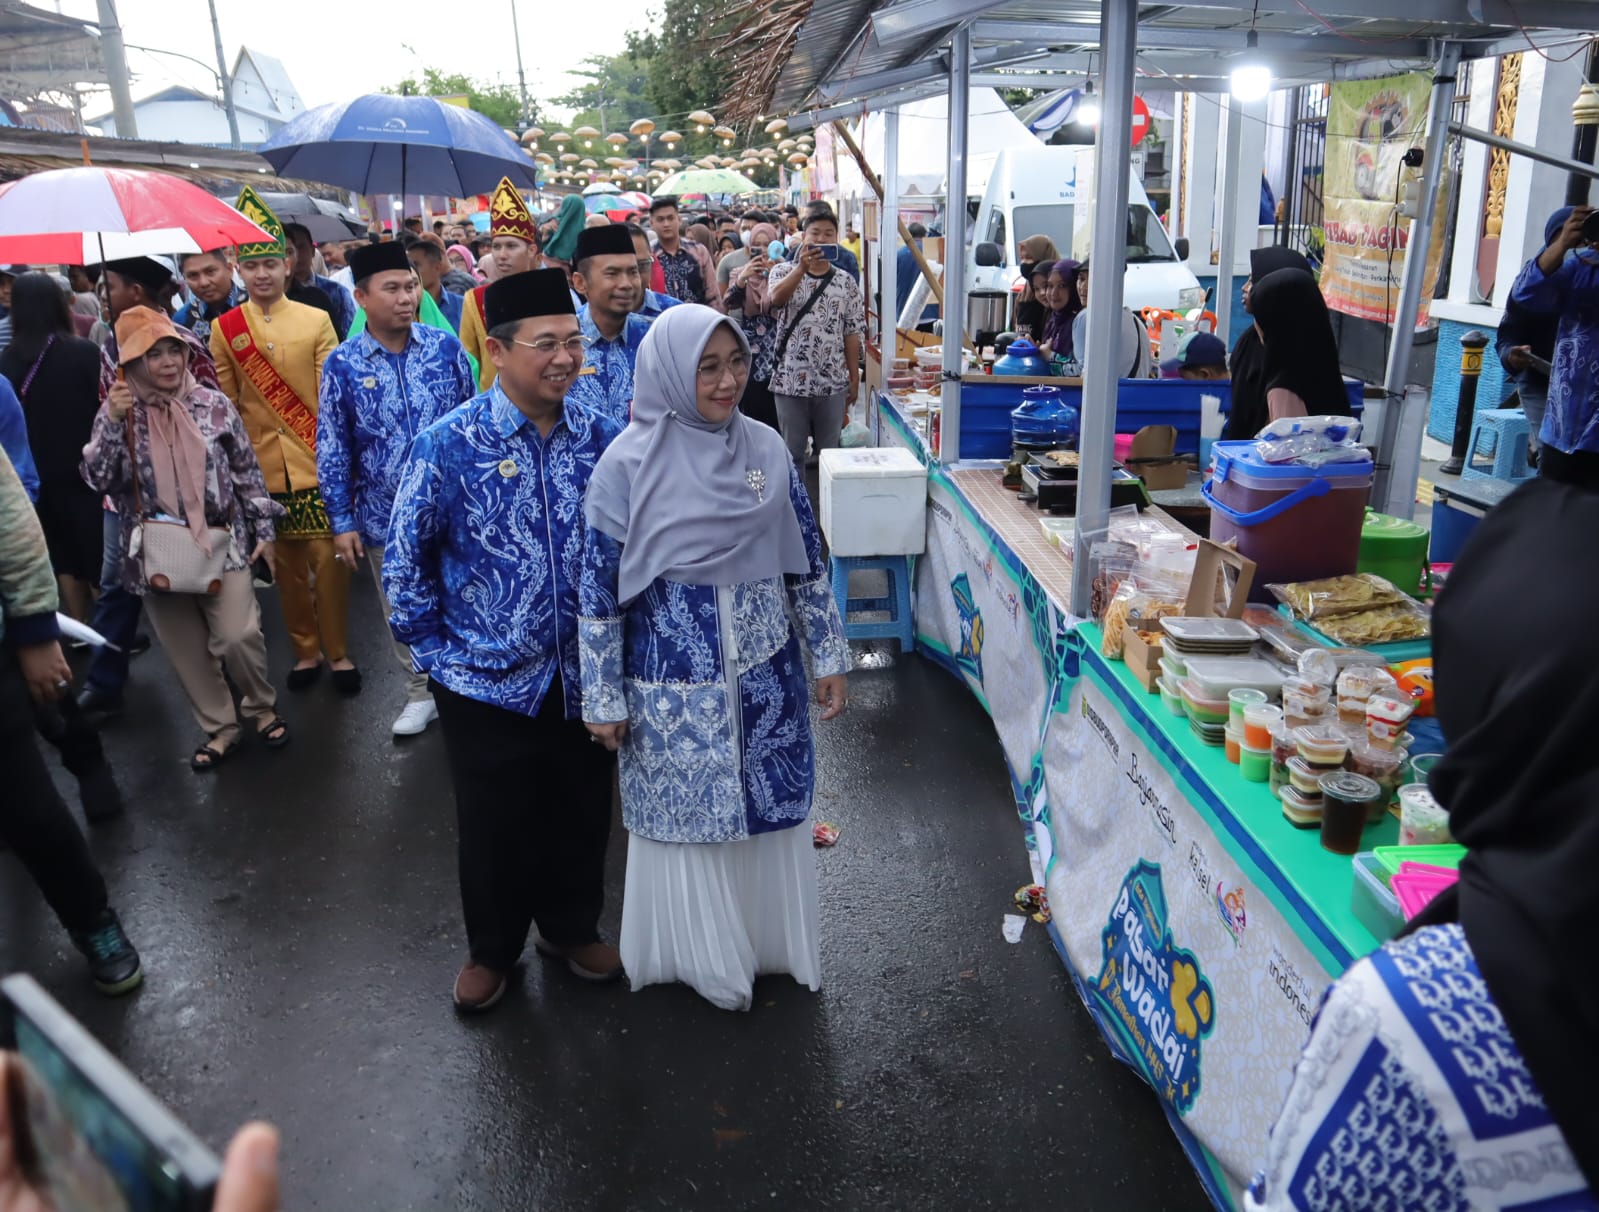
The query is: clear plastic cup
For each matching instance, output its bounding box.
[1398,782,1452,846]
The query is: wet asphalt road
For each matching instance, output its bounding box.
[2,576,1202,1210]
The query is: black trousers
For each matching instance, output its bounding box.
[741,377,781,432]
[0,653,109,932]
[34,692,109,784]
[432,676,614,969]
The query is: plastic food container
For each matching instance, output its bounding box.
[1229,686,1267,725]
[1365,694,1416,750]
[1243,703,1283,750]
[1181,657,1285,700]
[1350,851,1403,940]
[1159,655,1187,682]
[1348,742,1405,814]
[1398,783,1452,846]
[1224,725,1242,764]
[1287,756,1329,796]
[1160,617,1260,647]
[1319,771,1382,855]
[1280,786,1323,827]
[1179,679,1230,726]
[1204,440,1374,597]
[1294,725,1349,768]
[1240,743,1271,783]
[1157,675,1185,717]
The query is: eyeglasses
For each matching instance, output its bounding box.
[697,354,749,383]
[512,335,590,357]
[636,258,654,276]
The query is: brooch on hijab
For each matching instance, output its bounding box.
[746,468,766,502]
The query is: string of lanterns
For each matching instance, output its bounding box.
[516,111,814,190]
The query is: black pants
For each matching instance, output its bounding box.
[0,654,109,932]
[432,677,614,969]
[741,377,781,432]
[34,692,109,785]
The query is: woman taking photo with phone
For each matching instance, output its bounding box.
[80,307,287,771]
[724,219,783,430]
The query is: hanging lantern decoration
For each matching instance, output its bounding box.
[629,117,656,138]
[534,152,554,165]
[604,156,624,168]
[574,125,600,149]
[520,126,544,147]
[578,157,598,169]
[659,129,682,149]
[552,131,573,146]
[713,124,736,147]
[778,138,796,151]
[764,117,787,134]
[559,151,579,164]
[688,108,715,133]
[787,152,808,166]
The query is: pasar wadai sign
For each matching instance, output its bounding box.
[1319,71,1448,326]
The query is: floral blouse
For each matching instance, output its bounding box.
[79,385,282,595]
[766,262,865,398]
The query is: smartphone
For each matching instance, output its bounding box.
[1583,209,1599,244]
[815,244,840,263]
[0,974,221,1211]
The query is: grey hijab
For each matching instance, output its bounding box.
[584,304,810,606]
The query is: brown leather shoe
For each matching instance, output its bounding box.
[452,960,507,1012]
[535,939,624,983]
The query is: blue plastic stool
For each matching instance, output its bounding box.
[1460,408,1535,484]
[829,555,915,653]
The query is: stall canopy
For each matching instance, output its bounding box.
[849,86,1036,197]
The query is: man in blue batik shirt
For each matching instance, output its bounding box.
[383,268,624,1014]
[569,224,652,425]
[627,224,683,323]
[317,241,476,740]
[174,249,246,348]
[285,223,357,340]
[1511,204,1599,483]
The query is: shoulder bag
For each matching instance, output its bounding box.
[125,404,231,595]
[772,269,836,370]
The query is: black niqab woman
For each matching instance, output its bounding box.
[1224,246,1312,440]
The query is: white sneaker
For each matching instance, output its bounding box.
[391,698,438,737]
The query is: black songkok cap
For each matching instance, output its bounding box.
[484,268,575,329]
[574,223,636,263]
[347,241,413,285]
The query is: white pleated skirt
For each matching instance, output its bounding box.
[620,825,821,1012]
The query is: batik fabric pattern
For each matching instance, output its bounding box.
[1245,923,1596,1212]
[577,460,849,844]
[567,306,651,425]
[382,384,622,719]
[1510,249,1599,454]
[79,385,282,595]
[316,325,477,545]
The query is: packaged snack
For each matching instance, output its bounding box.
[1240,744,1271,783]
[1294,725,1349,768]
[1366,694,1416,750]
[1268,574,1407,622]
[1243,703,1283,749]
[1314,599,1432,646]
[1288,756,1331,795]
[1280,786,1323,827]
[1398,784,1452,847]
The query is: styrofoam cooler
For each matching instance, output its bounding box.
[818,447,928,556]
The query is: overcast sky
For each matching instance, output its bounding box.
[65,0,658,122]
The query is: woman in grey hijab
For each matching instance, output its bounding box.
[579,304,850,1011]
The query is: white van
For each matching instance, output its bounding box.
[965,144,1206,315]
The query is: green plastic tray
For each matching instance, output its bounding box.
[1373,843,1465,878]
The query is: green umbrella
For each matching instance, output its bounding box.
[652,168,760,199]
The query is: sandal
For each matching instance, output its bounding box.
[257,716,290,749]
[190,736,236,773]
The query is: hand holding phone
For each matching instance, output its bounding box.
[815,243,840,263]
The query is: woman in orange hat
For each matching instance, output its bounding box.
[81,306,287,771]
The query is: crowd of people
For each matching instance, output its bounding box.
[3,173,1599,1207]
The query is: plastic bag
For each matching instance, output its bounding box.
[1088,542,1137,622]
[1312,599,1431,646]
[1255,415,1363,444]
[1268,574,1408,622]
[1101,580,1139,657]
[840,419,871,448]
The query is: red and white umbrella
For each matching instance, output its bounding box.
[0,166,275,263]
[618,190,652,209]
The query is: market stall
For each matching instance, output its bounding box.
[879,395,1447,1206]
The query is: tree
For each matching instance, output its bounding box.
[385,67,537,131]
[553,50,655,134]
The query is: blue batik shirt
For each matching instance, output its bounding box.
[637,290,682,322]
[317,325,477,546]
[436,289,465,334]
[313,272,358,341]
[382,384,623,718]
[567,305,651,425]
[1510,247,1599,455]
[174,282,246,347]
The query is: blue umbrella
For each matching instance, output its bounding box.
[257,94,538,199]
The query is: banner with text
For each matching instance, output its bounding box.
[1320,71,1449,326]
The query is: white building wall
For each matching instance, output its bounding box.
[93,99,275,145]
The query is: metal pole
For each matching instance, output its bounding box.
[1215,96,1243,348]
[1437,331,1487,475]
[509,0,532,126]
[939,26,971,463]
[1377,42,1461,510]
[1449,120,1599,184]
[875,107,900,445]
[1070,0,1138,619]
[205,0,241,149]
[95,0,138,139]
[881,107,900,353]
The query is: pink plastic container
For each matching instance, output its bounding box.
[1204,441,1374,598]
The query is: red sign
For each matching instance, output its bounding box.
[1131,96,1151,148]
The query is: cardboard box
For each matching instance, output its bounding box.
[1122,627,1164,693]
[1124,424,1192,492]
[1184,539,1257,618]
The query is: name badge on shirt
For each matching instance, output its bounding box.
[498,459,518,478]
[578,366,598,377]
